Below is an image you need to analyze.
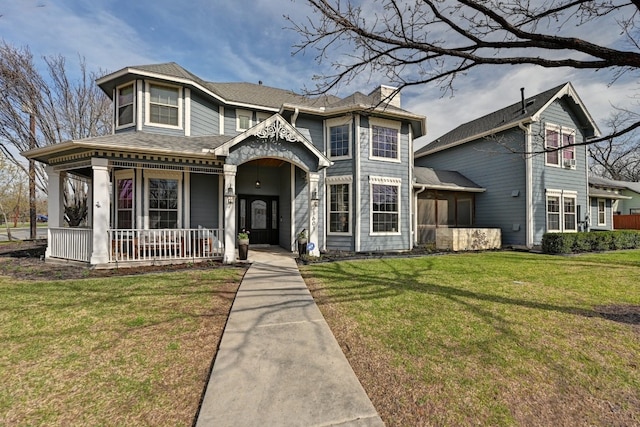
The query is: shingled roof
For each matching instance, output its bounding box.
[97,62,423,124]
[413,167,485,192]
[23,131,230,164]
[415,82,598,157]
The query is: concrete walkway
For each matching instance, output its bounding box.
[196,247,384,427]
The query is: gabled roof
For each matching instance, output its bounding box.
[416,82,600,157]
[413,167,485,192]
[22,131,229,164]
[96,62,426,136]
[208,114,332,169]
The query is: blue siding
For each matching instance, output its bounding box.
[296,115,324,151]
[279,165,292,248]
[531,99,589,242]
[191,92,219,136]
[190,173,219,228]
[294,166,309,241]
[416,128,528,246]
[357,117,412,251]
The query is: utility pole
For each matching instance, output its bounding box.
[28,112,36,240]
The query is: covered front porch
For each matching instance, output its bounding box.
[27,115,330,268]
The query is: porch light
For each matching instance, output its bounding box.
[255,162,261,189]
[226,185,235,205]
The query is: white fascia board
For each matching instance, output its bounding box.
[99,68,280,113]
[531,82,601,138]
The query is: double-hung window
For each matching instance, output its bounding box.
[564,196,577,231]
[547,195,561,231]
[327,176,352,234]
[116,84,134,128]
[545,125,576,168]
[370,118,400,161]
[326,117,351,159]
[546,190,577,232]
[147,83,181,127]
[146,173,181,229]
[370,177,401,234]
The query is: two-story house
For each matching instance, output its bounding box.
[414,83,600,248]
[24,62,426,266]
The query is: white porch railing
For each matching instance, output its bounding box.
[48,227,93,263]
[108,228,223,263]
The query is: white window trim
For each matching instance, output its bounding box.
[114,170,135,228]
[369,117,401,163]
[369,176,402,235]
[563,193,578,232]
[326,175,353,235]
[326,117,352,160]
[597,198,607,226]
[144,170,182,229]
[115,82,135,130]
[144,82,183,130]
[546,189,577,233]
[236,109,253,131]
[545,124,576,169]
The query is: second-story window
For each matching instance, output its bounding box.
[545,125,576,169]
[148,83,180,127]
[117,84,134,128]
[236,109,252,131]
[370,118,400,161]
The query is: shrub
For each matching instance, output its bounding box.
[542,230,640,254]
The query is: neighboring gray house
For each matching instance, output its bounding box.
[24,62,426,266]
[588,176,640,231]
[415,83,600,248]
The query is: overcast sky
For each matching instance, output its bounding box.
[1,0,637,148]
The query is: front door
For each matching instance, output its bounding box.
[238,195,279,245]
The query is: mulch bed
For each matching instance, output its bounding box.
[0,240,228,281]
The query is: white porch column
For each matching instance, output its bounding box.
[309,172,320,257]
[45,166,63,259]
[90,158,111,265]
[223,164,237,264]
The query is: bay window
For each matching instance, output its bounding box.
[371,177,401,233]
[327,178,351,233]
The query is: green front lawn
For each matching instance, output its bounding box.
[0,268,243,426]
[301,251,640,426]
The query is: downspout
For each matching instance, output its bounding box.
[414,185,427,246]
[291,107,299,127]
[519,121,534,247]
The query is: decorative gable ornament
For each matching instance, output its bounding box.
[253,118,299,143]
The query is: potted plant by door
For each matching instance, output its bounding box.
[238,230,250,260]
[297,229,308,257]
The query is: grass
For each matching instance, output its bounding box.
[301,250,640,426]
[0,268,243,426]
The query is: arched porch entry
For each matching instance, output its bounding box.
[236,159,286,246]
[214,114,331,262]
